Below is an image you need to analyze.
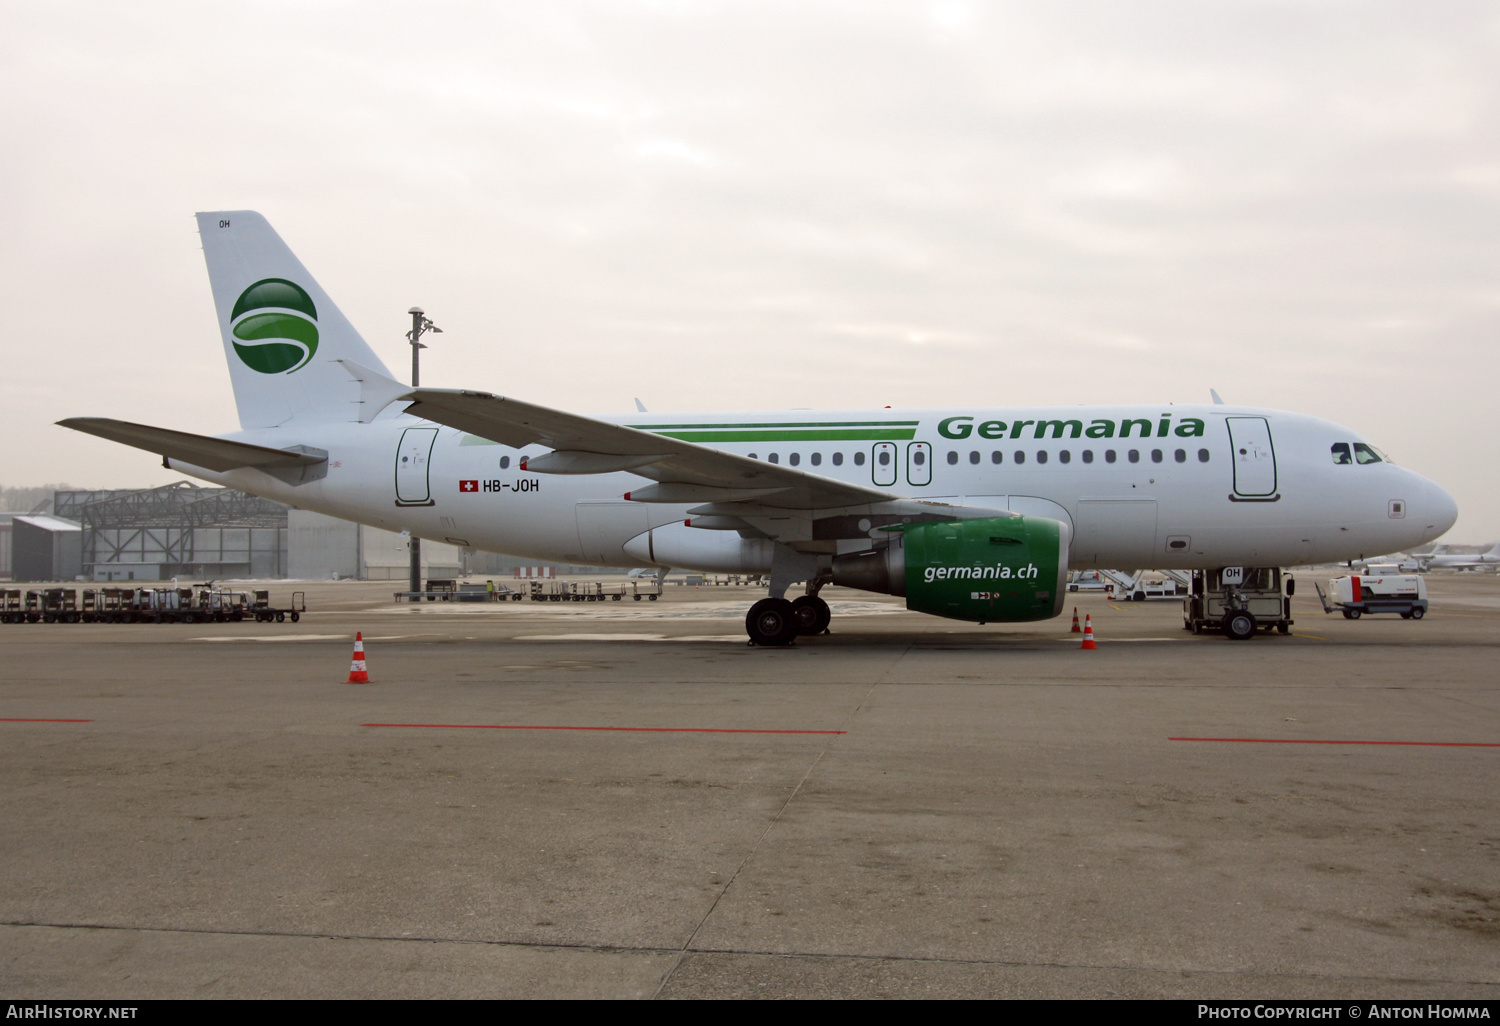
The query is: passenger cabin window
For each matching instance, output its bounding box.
[499,456,511,469]
[854,452,866,466]
[832,452,844,466]
[1059,450,1071,464]
[991,451,1003,464]
[1036,450,1048,464]
[1014,451,1026,464]
[1331,443,1352,465]
[1127,450,1140,463]
[810,452,821,466]
[947,451,958,465]
[1353,443,1383,465]
[1105,450,1117,463]
[769,453,779,464]
[1082,450,1094,464]
[969,451,980,465]
[878,450,891,466]
[789,453,800,466]
[1174,449,1186,463]
[1198,449,1210,462]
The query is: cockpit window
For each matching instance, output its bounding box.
[1353,442,1384,465]
[1331,443,1352,465]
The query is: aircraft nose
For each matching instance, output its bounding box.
[1434,482,1459,533]
[1421,477,1459,539]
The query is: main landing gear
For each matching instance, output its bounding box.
[746,598,797,647]
[745,590,831,647]
[791,594,832,635]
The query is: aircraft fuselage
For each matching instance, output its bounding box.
[181,403,1455,572]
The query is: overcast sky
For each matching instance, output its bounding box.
[3,1,1497,540]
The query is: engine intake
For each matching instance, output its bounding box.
[832,515,1069,623]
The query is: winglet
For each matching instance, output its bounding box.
[337,359,414,423]
[1210,389,1225,405]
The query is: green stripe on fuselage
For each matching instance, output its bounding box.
[639,420,919,443]
[459,420,922,447]
[652,427,917,442]
[635,421,919,430]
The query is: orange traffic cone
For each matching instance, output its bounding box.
[346,632,370,683]
[1070,607,1081,633]
[1080,615,1097,650]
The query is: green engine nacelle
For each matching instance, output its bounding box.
[896,515,1068,623]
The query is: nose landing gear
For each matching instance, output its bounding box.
[1221,609,1257,640]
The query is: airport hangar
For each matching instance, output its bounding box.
[0,481,588,584]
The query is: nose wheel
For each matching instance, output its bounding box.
[1222,610,1257,640]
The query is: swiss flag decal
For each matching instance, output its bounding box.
[459,480,479,493]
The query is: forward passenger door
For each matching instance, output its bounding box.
[1226,417,1278,498]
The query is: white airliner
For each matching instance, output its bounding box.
[60,212,1458,644]
[1418,542,1500,571]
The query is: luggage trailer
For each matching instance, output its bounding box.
[0,585,305,624]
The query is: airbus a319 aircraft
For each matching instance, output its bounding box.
[61,212,1458,645]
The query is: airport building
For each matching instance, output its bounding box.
[48,483,289,581]
[4,483,598,582]
[8,514,83,582]
[0,514,16,579]
[286,509,462,581]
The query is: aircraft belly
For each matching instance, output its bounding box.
[1072,499,1158,568]
[575,503,651,565]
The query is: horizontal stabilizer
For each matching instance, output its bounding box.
[58,418,327,473]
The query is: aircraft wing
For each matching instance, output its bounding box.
[403,388,901,511]
[58,418,327,473]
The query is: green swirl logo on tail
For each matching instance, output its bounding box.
[230,279,318,374]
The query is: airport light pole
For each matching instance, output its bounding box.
[406,306,442,600]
